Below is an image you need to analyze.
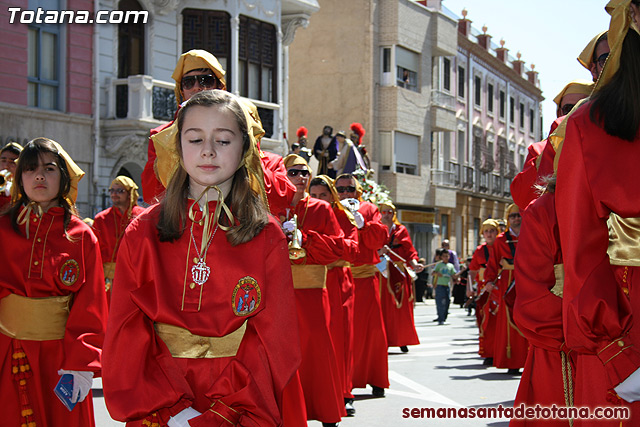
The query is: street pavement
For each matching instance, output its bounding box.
[93,299,521,426]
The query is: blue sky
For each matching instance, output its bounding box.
[440,0,611,136]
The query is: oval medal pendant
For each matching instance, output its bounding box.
[191,259,211,286]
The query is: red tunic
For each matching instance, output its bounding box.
[510,117,561,210]
[511,193,568,426]
[260,151,296,218]
[485,230,528,369]
[0,208,107,427]
[288,195,345,423]
[468,242,497,358]
[103,202,301,426]
[351,201,390,390]
[141,121,172,204]
[379,224,420,347]
[92,205,146,305]
[556,102,640,424]
[326,206,359,399]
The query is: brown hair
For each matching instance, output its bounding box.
[590,30,640,141]
[5,138,76,237]
[156,91,268,245]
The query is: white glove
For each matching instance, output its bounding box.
[615,367,640,402]
[57,369,93,403]
[282,220,295,234]
[353,212,365,229]
[167,407,203,427]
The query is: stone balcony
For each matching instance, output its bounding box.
[430,89,456,132]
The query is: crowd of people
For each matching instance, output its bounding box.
[1,1,639,426]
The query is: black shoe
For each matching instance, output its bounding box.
[400,346,409,353]
[507,368,521,375]
[433,318,440,322]
[344,398,355,416]
[371,386,385,397]
[322,423,339,427]
[483,357,493,366]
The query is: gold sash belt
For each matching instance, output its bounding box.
[500,259,515,270]
[0,293,71,340]
[350,264,378,278]
[327,260,351,269]
[103,262,116,280]
[291,264,327,289]
[478,267,486,282]
[608,215,640,266]
[155,322,247,359]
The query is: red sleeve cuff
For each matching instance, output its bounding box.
[188,400,242,427]
[152,397,192,425]
[597,335,640,388]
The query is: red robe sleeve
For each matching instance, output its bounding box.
[513,193,563,351]
[556,105,640,389]
[294,197,343,265]
[333,207,359,263]
[141,121,173,204]
[353,201,388,265]
[261,152,295,218]
[387,224,418,263]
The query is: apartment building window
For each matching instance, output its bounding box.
[27,0,61,110]
[458,66,465,98]
[488,84,494,113]
[519,102,525,128]
[499,90,505,119]
[443,58,451,91]
[182,10,231,82]
[474,75,481,106]
[396,46,418,92]
[441,214,449,241]
[509,96,515,124]
[238,16,277,102]
[118,0,145,78]
[529,108,535,133]
[394,131,419,175]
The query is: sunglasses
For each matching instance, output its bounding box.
[109,188,126,194]
[508,213,521,218]
[381,209,394,214]
[181,74,217,90]
[560,103,575,116]
[287,169,310,178]
[336,186,356,193]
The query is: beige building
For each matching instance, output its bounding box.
[288,0,457,257]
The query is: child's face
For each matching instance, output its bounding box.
[441,252,450,263]
[22,152,61,211]
[181,105,244,196]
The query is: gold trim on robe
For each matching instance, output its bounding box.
[290,264,327,289]
[607,215,640,266]
[350,264,378,278]
[155,321,247,359]
[327,260,351,269]
[0,293,71,340]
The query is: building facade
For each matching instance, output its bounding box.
[0,0,318,216]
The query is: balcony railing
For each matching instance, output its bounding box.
[491,173,502,195]
[478,171,490,193]
[431,89,455,110]
[106,75,280,138]
[431,168,456,187]
[463,165,474,188]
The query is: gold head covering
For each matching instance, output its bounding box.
[378,202,401,226]
[578,30,608,69]
[283,154,310,170]
[171,50,227,104]
[552,0,639,171]
[505,203,520,230]
[110,176,140,214]
[480,219,499,234]
[313,174,357,226]
[552,80,595,108]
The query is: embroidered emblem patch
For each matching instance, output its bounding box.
[232,276,261,316]
[60,259,80,286]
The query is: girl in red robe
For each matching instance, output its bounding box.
[377,202,424,352]
[555,2,640,424]
[103,91,301,426]
[0,138,107,426]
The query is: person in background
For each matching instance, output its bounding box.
[313,126,338,178]
[92,176,145,306]
[415,257,430,301]
[0,138,107,426]
[0,142,23,210]
[432,248,458,325]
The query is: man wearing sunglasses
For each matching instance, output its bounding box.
[334,173,390,400]
[92,176,145,305]
[141,49,226,204]
[578,31,610,82]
